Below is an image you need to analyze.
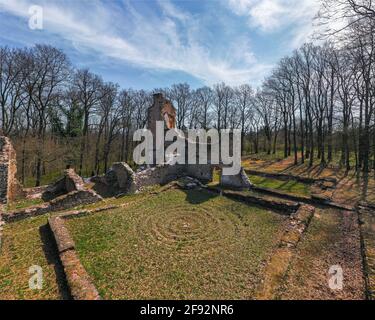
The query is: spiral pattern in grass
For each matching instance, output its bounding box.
[67,188,288,299]
[136,203,241,254]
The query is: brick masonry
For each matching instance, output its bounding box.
[0,136,24,204]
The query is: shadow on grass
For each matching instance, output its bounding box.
[181,188,218,205]
[39,224,72,300]
[249,175,309,196]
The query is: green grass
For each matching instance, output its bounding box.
[207,168,221,187]
[66,188,287,299]
[0,215,68,300]
[23,171,63,188]
[248,175,310,197]
[6,198,45,212]
[210,163,309,197]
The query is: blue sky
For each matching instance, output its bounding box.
[0,0,320,89]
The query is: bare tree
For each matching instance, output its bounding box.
[169,83,191,129]
[235,84,254,155]
[195,86,213,129]
[74,69,103,175]
[27,45,70,186]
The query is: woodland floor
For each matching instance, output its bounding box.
[242,154,375,205]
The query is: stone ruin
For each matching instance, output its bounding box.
[147,93,176,135]
[220,167,252,189]
[92,162,137,197]
[0,136,24,204]
[42,169,86,201]
[0,138,102,222]
[92,162,214,198]
[146,93,251,190]
[91,93,251,198]
[3,167,103,222]
[1,92,252,221]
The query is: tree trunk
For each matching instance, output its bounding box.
[292,109,298,165]
[79,111,89,175]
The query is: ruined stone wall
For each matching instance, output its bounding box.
[220,167,252,190]
[93,162,137,197]
[42,169,85,201]
[128,164,213,192]
[3,189,103,222]
[162,101,176,129]
[93,162,253,197]
[134,164,186,190]
[147,93,166,138]
[48,190,102,212]
[185,164,213,183]
[0,136,23,204]
[93,162,213,197]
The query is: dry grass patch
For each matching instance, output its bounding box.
[277,209,365,300]
[66,188,288,299]
[359,207,375,298]
[243,155,375,206]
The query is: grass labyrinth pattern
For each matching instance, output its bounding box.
[66,189,288,299]
[137,204,241,253]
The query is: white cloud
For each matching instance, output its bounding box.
[227,0,320,46]
[0,0,271,86]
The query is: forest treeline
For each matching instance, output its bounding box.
[0,0,374,186]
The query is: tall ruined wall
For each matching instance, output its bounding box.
[147,93,165,138]
[147,93,177,136]
[0,136,23,204]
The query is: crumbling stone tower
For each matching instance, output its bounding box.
[147,93,176,136]
[147,93,177,164]
[0,136,23,204]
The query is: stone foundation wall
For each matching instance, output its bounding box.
[136,164,214,190]
[93,162,253,197]
[42,169,85,201]
[185,164,213,183]
[48,190,102,212]
[0,136,24,204]
[134,164,186,190]
[207,187,299,215]
[49,216,101,300]
[3,189,103,222]
[93,162,137,197]
[220,167,252,189]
